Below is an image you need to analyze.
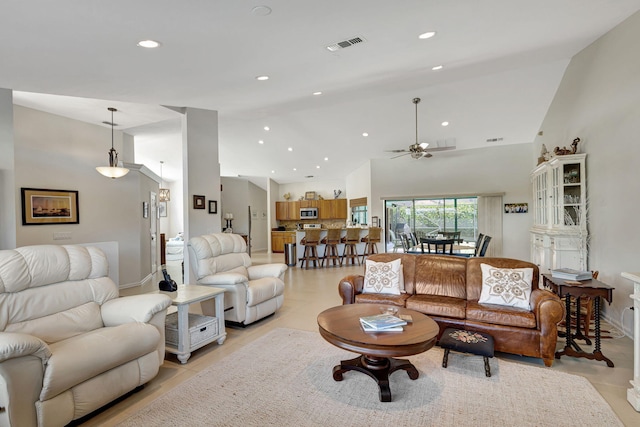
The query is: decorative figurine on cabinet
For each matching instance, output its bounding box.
[554,137,581,156]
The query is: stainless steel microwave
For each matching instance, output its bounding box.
[300,207,318,219]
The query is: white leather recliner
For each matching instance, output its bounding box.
[0,245,172,427]
[188,233,286,326]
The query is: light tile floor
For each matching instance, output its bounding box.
[81,252,639,426]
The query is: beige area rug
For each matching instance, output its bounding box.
[118,328,621,427]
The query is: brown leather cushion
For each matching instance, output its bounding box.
[414,255,467,299]
[355,292,409,307]
[466,300,536,328]
[406,294,466,319]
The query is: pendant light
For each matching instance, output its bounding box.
[96,107,130,179]
[159,161,170,202]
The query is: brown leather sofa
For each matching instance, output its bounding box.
[338,254,564,367]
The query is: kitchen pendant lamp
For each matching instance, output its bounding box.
[159,161,170,202]
[96,107,129,179]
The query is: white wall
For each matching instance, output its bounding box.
[248,181,268,252]
[277,179,345,202]
[13,106,158,285]
[364,144,533,260]
[221,177,268,252]
[533,10,640,336]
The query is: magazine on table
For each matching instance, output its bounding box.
[360,319,403,332]
[359,313,407,330]
[551,268,592,281]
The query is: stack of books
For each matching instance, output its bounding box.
[551,268,593,281]
[359,313,407,332]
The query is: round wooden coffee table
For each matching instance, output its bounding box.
[317,304,439,402]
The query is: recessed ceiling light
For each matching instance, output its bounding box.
[293,168,297,171]
[362,132,369,137]
[137,39,161,48]
[441,121,449,126]
[258,140,264,144]
[313,91,322,96]
[256,75,269,81]
[251,5,272,16]
[432,65,444,71]
[264,126,270,131]
[288,147,293,152]
[418,31,436,40]
[271,170,275,174]
[324,157,329,161]
[316,165,320,169]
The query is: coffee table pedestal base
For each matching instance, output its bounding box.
[332,354,419,402]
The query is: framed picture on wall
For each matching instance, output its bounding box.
[208,200,217,214]
[193,195,205,209]
[21,188,79,225]
[158,201,167,217]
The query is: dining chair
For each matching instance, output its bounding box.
[474,233,485,256]
[424,239,455,254]
[400,233,411,253]
[477,235,492,257]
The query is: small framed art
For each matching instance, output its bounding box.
[193,195,205,209]
[158,201,168,217]
[208,200,218,214]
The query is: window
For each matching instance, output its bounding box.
[385,197,478,249]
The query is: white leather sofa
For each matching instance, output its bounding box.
[0,245,172,427]
[188,233,286,326]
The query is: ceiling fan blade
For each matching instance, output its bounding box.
[385,149,409,153]
[423,146,456,152]
[422,153,433,158]
[390,152,410,159]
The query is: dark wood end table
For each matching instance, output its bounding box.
[542,274,615,367]
[317,304,439,402]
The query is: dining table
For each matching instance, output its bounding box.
[406,238,475,255]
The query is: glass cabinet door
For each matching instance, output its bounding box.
[562,162,582,226]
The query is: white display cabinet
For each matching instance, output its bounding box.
[530,154,588,273]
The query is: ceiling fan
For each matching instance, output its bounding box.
[386,97,455,159]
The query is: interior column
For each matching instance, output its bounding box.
[0,88,17,249]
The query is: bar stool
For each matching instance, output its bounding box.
[361,227,381,262]
[321,228,342,267]
[341,228,361,266]
[299,229,321,269]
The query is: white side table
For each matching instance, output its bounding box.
[622,272,640,411]
[163,284,226,364]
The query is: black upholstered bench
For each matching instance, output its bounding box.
[439,328,495,377]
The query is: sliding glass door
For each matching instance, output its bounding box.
[385,197,478,252]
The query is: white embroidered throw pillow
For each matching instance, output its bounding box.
[479,263,533,310]
[363,259,402,295]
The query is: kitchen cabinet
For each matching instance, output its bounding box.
[319,199,347,219]
[300,200,318,208]
[275,201,300,220]
[530,153,587,272]
[271,231,296,252]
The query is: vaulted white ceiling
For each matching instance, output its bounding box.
[3,1,639,183]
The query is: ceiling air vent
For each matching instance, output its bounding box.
[326,36,366,52]
[485,137,504,143]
